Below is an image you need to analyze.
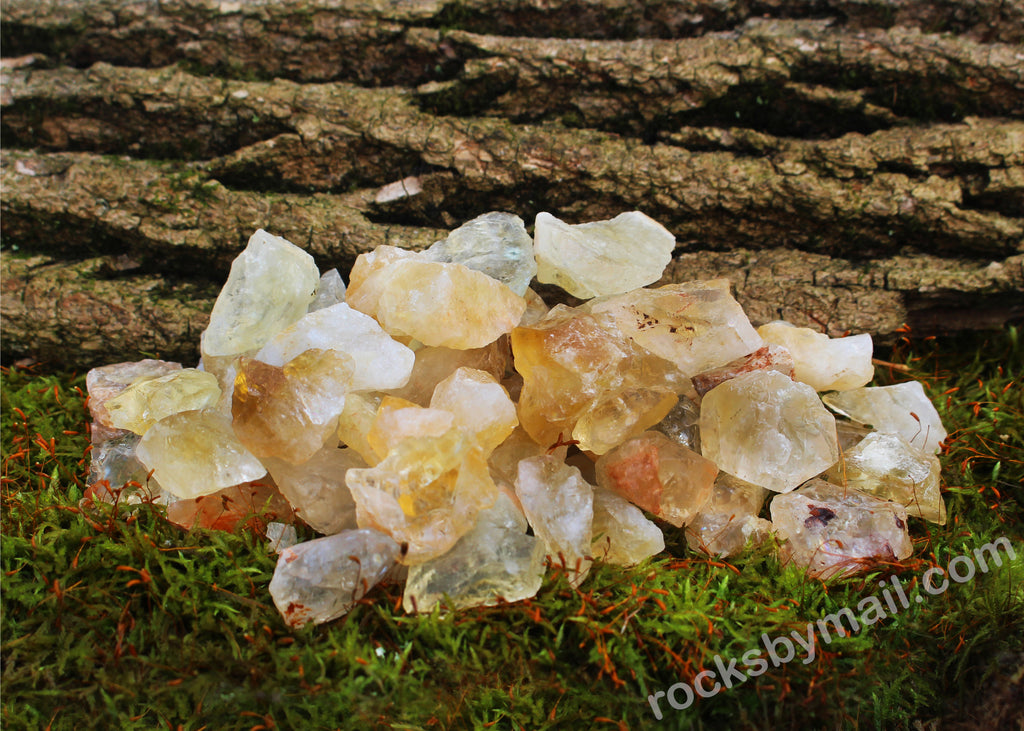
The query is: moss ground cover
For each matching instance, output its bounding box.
[2,328,1021,730]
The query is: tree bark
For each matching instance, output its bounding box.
[2,0,1022,368]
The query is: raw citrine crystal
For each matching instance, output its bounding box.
[104,369,221,435]
[346,430,498,564]
[691,344,795,397]
[262,444,367,535]
[487,427,554,488]
[136,409,266,499]
[700,370,839,493]
[165,480,291,532]
[86,359,182,430]
[514,455,594,586]
[430,367,519,455]
[366,396,456,461]
[757,321,874,392]
[823,381,947,454]
[595,431,717,527]
[533,211,675,298]
[572,388,678,455]
[254,303,414,392]
[770,479,912,578]
[201,229,320,359]
[336,392,382,465]
[685,474,771,557]
[827,431,945,524]
[384,340,510,406]
[345,245,420,317]
[232,349,354,464]
[269,528,402,628]
[590,487,665,566]
[422,211,537,296]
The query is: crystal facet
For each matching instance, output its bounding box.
[685,474,771,557]
[262,444,367,535]
[823,381,947,454]
[104,369,221,435]
[590,487,665,566]
[757,321,874,392]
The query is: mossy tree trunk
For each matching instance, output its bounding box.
[2,0,1022,368]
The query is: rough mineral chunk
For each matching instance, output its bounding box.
[336,392,382,466]
[430,368,519,455]
[700,370,839,493]
[770,479,913,578]
[514,455,595,586]
[86,359,182,430]
[104,369,221,435]
[254,303,414,392]
[422,212,537,296]
[367,397,455,461]
[823,381,947,454]
[384,340,510,406]
[653,396,701,452]
[201,229,320,359]
[488,427,555,488]
[165,480,292,532]
[268,528,402,628]
[591,487,665,566]
[346,430,499,563]
[87,432,169,503]
[136,409,266,499]
[263,444,367,535]
[685,474,771,557]
[827,431,946,524]
[757,321,874,392]
[585,280,763,377]
[691,345,795,398]
[595,431,717,527]
[533,211,674,298]
[309,268,346,312]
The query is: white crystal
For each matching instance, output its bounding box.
[757,321,874,392]
[422,212,537,296]
[823,381,947,454]
[266,522,299,553]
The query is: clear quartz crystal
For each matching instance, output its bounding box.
[757,321,874,392]
[823,381,947,454]
[422,212,537,296]
[685,474,771,557]
[262,443,367,535]
[591,487,665,566]
[309,268,346,312]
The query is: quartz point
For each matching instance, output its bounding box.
[103,369,221,435]
[422,212,537,296]
[757,321,873,392]
[232,349,355,464]
[201,229,320,359]
[269,528,402,628]
[514,455,594,586]
[691,345,795,398]
[254,303,414,392]
[827,431,945,524]
[263,444,367,535]
[430,367,519,455]
[770,479,913,578]
[309,268,346,312]
[595,431,717,527]
[823,381,947,454]
[685,474,771,557]
[700,370,839,493]
[534,211,675,298]
[136,409,266,499]
[591,487,665,566]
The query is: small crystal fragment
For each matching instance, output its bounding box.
[514,455,594,586]
[384,340,510,406]
[595,431,717,527]
[165,480,291,532]
[367,396,455,461]
[534,211,675,298]
[269,528,401,628]
[591,487,665,566]
[201,229,320,359]
[770,479,913,578]
[823,381,947,454]
[757,321,873,392]
[336,392,382,465]
[422,212,537,296]
[430,367,519,455]
[263,444,367,535]
[136,410,267,499]
[685,474,771,557]
[691,345,795,398]
[86,359,182,429]
[827,431,945,524]
[104,369,221,435]
[700,370,839,493]
[87,432,169,503]
[652,396,701,452]
[309,268,346,312]
[266,522,299,553]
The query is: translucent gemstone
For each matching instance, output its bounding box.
[769,479,912,578]
[823,381,947,454]
[367,396,456,461]
[86,359,182,428]
[757,321,874,392]
[488,427,553,488]
[827,431,945,524]
[103,369,221,435]
[836,420,872,453]
[533,211,675,298]
[430,367,519,455]
[347,255,527,349]
[309,268,346,312]
[268,528,401,628]
[232,349,354,464]
[344,245,421,319]
[514,455,594,586]
[346,431,499,564]
[201,229,320,359]
[691,345,795,398]
[87,432,169,504]
[262,444,367,535]
[164,480,292,532]
[384,340,510,406]
[572,388,678,455]
[583,280,763,379]
[685,474,771,557]
[422,211,537,296]
[511,305,686,450]
[595,431,717,527]
[700,370,839,493]
[254,303,414,392]
[652,396,701,452]
[336,392,382,466]
[136,409,266,499]
[591,487,665,566]
[520,287,550,327]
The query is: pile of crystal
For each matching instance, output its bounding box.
[84,210,948,628]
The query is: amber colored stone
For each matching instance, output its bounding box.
[384,340,510,406]
[336,392,382,466]
[430,367,519,455]
[367,396,455,461]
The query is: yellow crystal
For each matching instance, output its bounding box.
[104,369,221,435]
